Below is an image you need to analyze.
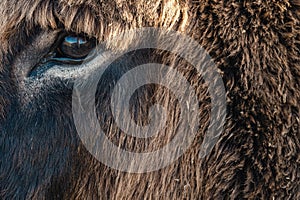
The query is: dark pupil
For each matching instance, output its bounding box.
[58,36,95,59]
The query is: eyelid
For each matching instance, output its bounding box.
[48,49,97,64]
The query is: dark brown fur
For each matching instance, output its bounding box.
[0,0,299,199]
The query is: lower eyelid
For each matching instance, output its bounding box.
[29,58,83,77]
[28,48,97,78]
[49,57,85,65]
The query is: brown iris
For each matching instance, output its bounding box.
[57,35,96,59]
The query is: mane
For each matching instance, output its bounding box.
[0,0,189,44]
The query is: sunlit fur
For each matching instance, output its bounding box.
[0,0,299,199]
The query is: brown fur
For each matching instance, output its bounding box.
[0,0,299,199]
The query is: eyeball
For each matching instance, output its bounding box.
[57,35,96,59]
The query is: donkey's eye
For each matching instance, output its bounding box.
[43,33,97,65]
[29,32,98,77]
[57,35,96,60]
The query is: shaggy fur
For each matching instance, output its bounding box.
[0,0,299,199]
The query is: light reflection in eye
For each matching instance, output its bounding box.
[57,34,96,59]
[64,36,87,46]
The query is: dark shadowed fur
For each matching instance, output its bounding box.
[0,0,299,199]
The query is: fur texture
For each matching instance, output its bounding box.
[0,0,299,199]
